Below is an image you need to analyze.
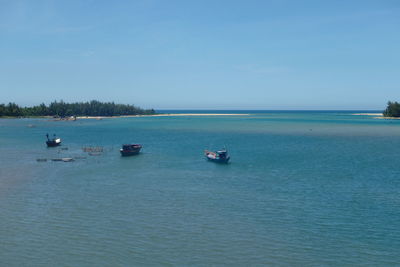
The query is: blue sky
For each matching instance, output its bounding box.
[1,0,399,109]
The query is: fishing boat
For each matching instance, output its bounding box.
[204,149,230,164]
[120,144,142,156]
[46,133,61,147]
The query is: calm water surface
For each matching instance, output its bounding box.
[1,111,399,266]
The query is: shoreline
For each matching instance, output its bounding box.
[0,113,250,120]
[351,113,400,119]
[352,113,382,116]
[5,112,400,120]
[374,116,400,120]
[76,113,250,119]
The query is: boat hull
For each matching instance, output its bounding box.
[120,146,142,156]
[46,140,61,147]
[204,150,230,164]
[206,156,230,164]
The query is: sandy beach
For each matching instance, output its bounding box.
[374,116,400,119]
[351,113,400,119]
[352,113,382,116]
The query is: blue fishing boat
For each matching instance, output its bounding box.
[46,133,61,147]
[204,149,230,164]
[120,144,142,156]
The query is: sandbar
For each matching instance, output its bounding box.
[351,113,400,119]
[76,113,250,119]
[352,113,382,116]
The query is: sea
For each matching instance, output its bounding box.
[0,110,399,266]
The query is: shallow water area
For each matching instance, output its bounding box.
[1,111,400,266]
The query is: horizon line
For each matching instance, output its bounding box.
[155,108,383,111]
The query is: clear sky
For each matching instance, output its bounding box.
[1,0,399,109]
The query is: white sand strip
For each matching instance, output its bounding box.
[352,113,382,116]
[76,114,250,119]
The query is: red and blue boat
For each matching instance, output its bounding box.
[204,149,230,164]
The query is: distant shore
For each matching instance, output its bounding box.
[351,113,400,119]
[352,113,382,116]
[0,113,251,120]
[7,112,400,120]
[77,113,250,119]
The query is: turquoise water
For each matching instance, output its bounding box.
[1,111,400,266]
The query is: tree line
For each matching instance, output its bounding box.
[0,100,155,117]
[383,101,400,117]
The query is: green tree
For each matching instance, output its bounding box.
[383,101,400,117]
[0,100,156,117]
